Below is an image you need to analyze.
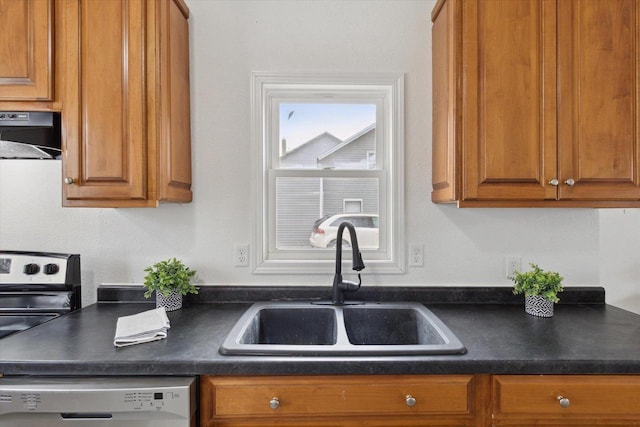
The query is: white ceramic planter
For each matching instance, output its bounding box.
[156,290,183,311]
[525,295,554,317]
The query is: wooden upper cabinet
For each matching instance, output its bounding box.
[0,0,53,102]
[61,0,146,203]
[155,0,192,202]
[461,0,557,203]
[432,0,640,207]
[557,0,640,202]
[61,0,192,207]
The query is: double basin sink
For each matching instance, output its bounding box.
[220,301,466,356]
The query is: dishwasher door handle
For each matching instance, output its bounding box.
[60,412,113,419]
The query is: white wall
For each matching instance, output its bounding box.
[599,210,640,313]
[0,0,637,313]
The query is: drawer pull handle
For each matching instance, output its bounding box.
[564,178,575,187]
[64,177,75,185]
[548,178,559,186]
[405,395,417,407]
[557,395,570,408]
[269,397,280,410]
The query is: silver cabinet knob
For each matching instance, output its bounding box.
[405,395,416,407]
[564,178,575,186]
[64,177,75,185]
[548,178,559,186]
[269,397,280,410]
[557,395,570,408]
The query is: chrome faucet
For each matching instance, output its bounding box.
[331,221,365,305]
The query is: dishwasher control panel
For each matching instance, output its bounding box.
[123,389,187,411]
[0,376,196,426]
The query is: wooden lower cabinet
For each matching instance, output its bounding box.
[200,375,490,427]
[201,374,640,427]
[492,375,640,426]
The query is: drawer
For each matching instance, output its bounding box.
[493,375,640,417]
[205,375,473,418]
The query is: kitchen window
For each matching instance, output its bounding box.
[251,72,405,274]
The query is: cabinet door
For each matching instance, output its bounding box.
[201,375,480,427]
[61,0,147,203]
[557,0,640,201]
[431,0,459,203]
[492,375,640,425]
[0,0,53,101]
[151,0,193,203]
[462,0,558,202]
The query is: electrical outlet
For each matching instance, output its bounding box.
[409,244,424,267]
[505,256,521,279]
[234,244,249,267]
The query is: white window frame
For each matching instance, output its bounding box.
[251,72,405,274]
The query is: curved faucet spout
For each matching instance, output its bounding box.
[332,221,366,305]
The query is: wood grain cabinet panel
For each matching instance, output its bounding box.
[557,0,640,202]
[200,374,640,426]
[492,375,640,426]
[200,375,486,427]
[60,0,192,207]
[0,0,53,102]
[432,0,640,207]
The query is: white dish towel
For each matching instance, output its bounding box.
[113,306,170,347]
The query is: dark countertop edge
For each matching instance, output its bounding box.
[97,285,606,305]
[4,359,640,377]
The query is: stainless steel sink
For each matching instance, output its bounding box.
[219,302,466,356]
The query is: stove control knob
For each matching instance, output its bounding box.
[44,263,60,275]
[24,263,40,275]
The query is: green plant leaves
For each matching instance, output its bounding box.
[143,258,198,298]
[509,263,564,303]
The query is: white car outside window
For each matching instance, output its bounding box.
[309,214,379,249]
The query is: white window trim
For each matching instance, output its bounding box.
[250,72,405,274]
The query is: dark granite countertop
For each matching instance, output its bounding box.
[1,286,640,376]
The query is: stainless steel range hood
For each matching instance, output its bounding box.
[0,112,61,160]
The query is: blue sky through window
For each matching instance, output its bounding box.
[279,103,376,151]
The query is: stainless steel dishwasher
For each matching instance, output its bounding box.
[0,376,196,426]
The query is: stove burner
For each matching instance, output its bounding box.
[0,313,59,339]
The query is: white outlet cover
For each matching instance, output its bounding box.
[234,244,249,267]
[409,244,424,267]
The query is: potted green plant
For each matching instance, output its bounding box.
[143,258,198,311]
[509,263,564,317]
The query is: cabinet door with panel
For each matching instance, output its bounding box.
[201,375,487,427]
[557,0,640,202]
[0,0,53,102]
[60,0,192,207]
[492,375,640,426]
[432,0,557,205]
[431,0,640,207]
[460,0,557,204]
